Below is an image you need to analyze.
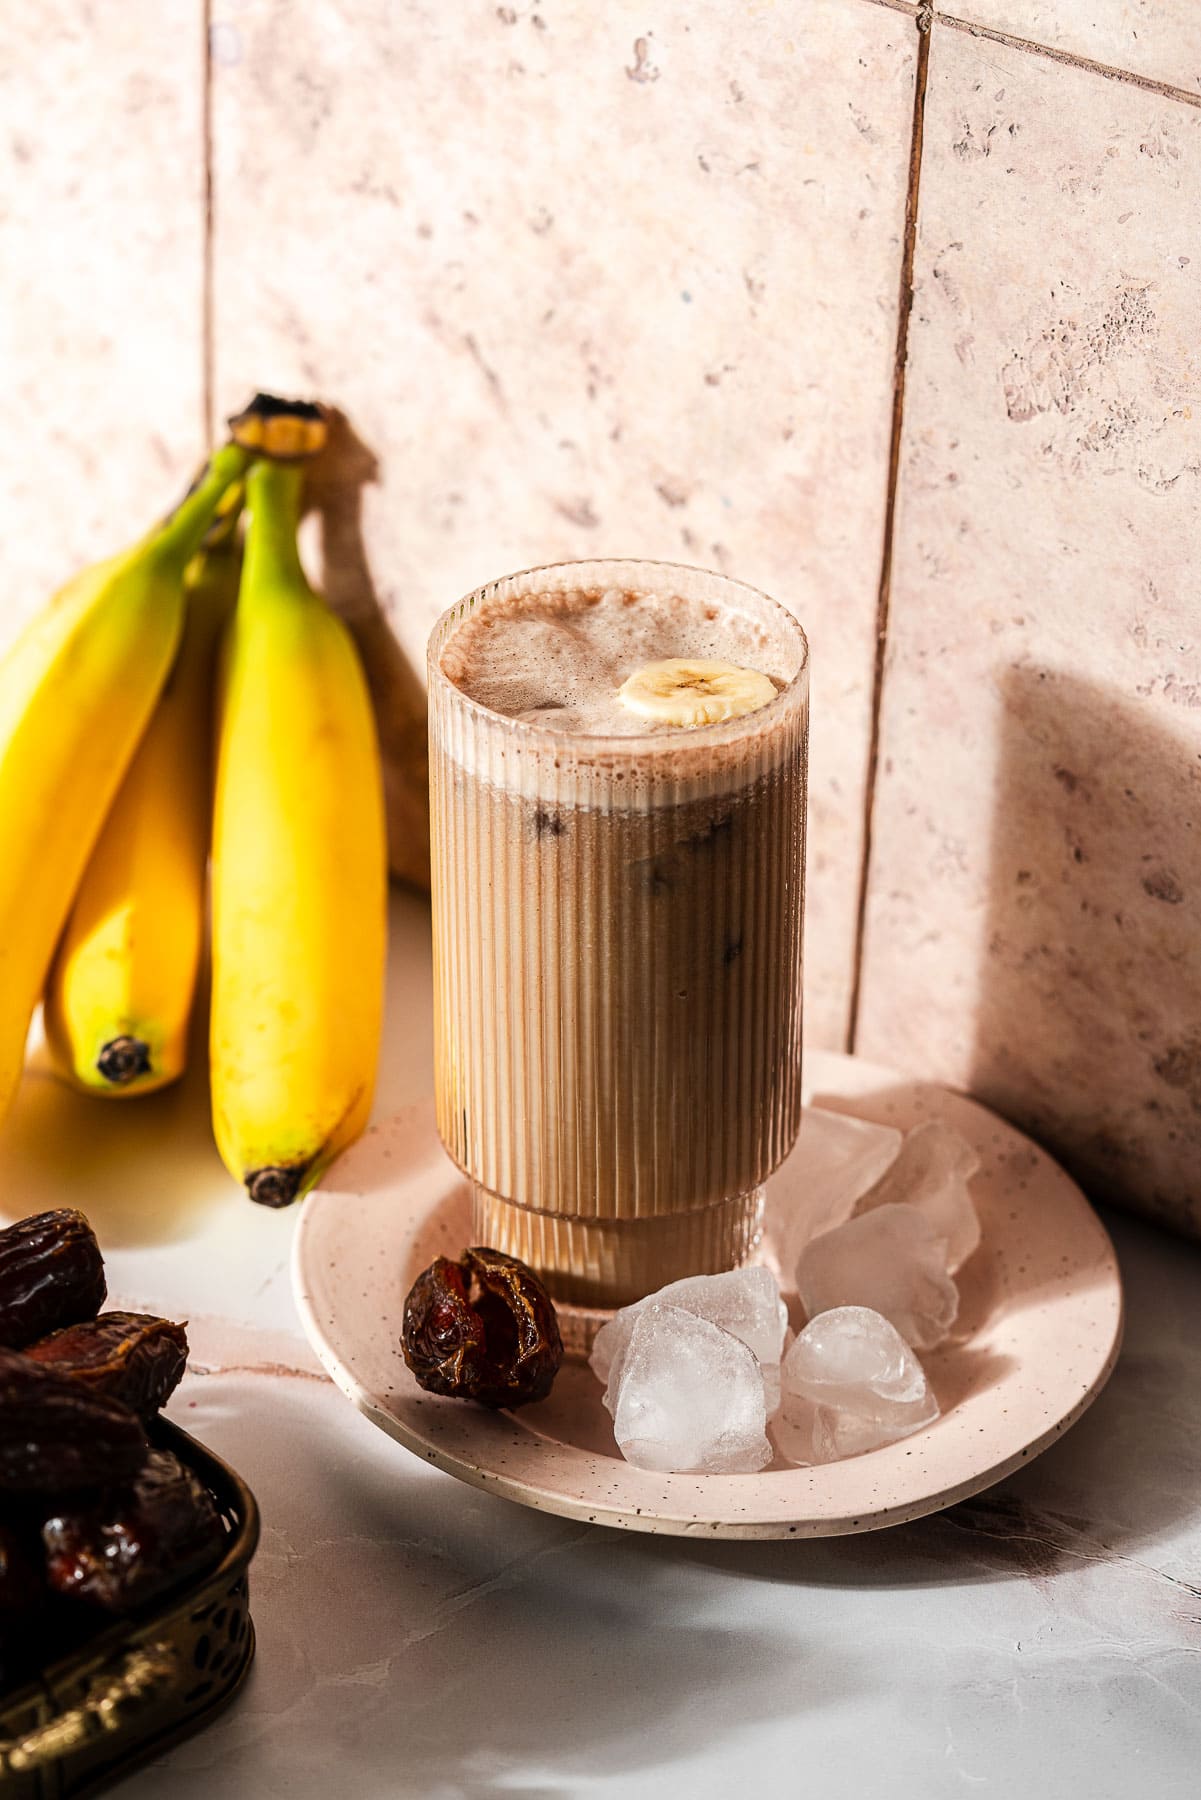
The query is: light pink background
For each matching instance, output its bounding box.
[2,0,1198,1236]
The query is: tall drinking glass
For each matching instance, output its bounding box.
[428,560,808,1316]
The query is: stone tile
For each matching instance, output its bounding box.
[939,2,1201,99]
[858,30,1201,1236]
[210,0,918,1048]
[0,2,206,650]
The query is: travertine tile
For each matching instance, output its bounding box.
[858,30,1201,1235]
[939,2,1201,98]
[210,0,917,1047]
[0,2,206,649]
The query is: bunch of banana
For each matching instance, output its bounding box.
[0,396,388,1208]
[0,442,248,1125]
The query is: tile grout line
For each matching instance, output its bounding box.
[846,3,932,1056]
[857,0,1201,105]
[201,0,215,448]
[935,8,1201,109]
[857,0,923,16]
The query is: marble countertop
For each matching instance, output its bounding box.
[1,889,1198,1799]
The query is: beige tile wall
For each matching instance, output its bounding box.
[0,1,206,650]
[856,23,1201,1235]
[3,0,1199,1232]
[208,0,918,1048]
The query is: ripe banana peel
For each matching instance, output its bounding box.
[0,443,249,1125]
[44,488,245,1096]
[210,453,387,1206]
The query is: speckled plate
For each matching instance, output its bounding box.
[292,1051,1123,1539]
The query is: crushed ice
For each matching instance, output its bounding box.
[763,1104,903,1273]
[796,1203,959,1351]
[855,1120,981,1273]
[773,1306,939,1466]
[591,1265,787,1406]
[591,1115,981,1474]
[609,1301,772,1475]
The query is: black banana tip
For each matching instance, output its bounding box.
[245,1165,308,1209]
[96,1037,152,1086]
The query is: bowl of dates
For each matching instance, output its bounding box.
[0,1209,261,1797]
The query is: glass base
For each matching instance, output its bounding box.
[470,1182,766,1320]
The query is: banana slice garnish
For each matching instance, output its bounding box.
[616,658,777,727]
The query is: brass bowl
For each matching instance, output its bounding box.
[0,1417,260,1797]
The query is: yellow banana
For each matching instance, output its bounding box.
[0,443,248,1126]
[44,490,244,1095]
[210,451,387,1206]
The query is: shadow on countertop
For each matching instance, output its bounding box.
[165,1205,1201,1797]
[187,1207,1199,1800]
[0,997,227,1249]
[202,1380,868,1800]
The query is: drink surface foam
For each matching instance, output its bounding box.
[439,585,798,738]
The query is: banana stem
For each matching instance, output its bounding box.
[150,442,251,570]
[200,480,246,552]
[241,459,309,600]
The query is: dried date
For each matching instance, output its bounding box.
[0,1347,147,1494]
[402,1246,563,1408]
[0,1210,106,1350]
[24,1312,188,1418]
[43,1449,225,1614]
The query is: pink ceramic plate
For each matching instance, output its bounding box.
[292,1051,1123,1539]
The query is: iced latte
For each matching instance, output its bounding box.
[428,561,808,1311]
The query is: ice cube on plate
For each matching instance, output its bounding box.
[795,1203,959,1350]
[591,1265,787,1407]
[610,1303,773,1475]
[856,1119,981,1272]
[774,1305,939,1465]
[786,1305,936,1420]
[777,1396,936,1465]
[765,1104,902,1270]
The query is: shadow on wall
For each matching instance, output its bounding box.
[300,409,431,893]
[972,664,1200,1239]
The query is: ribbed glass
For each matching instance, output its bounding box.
[429,559,808,1308]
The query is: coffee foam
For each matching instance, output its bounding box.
[442,585,796,736]
[431,578,809,807]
